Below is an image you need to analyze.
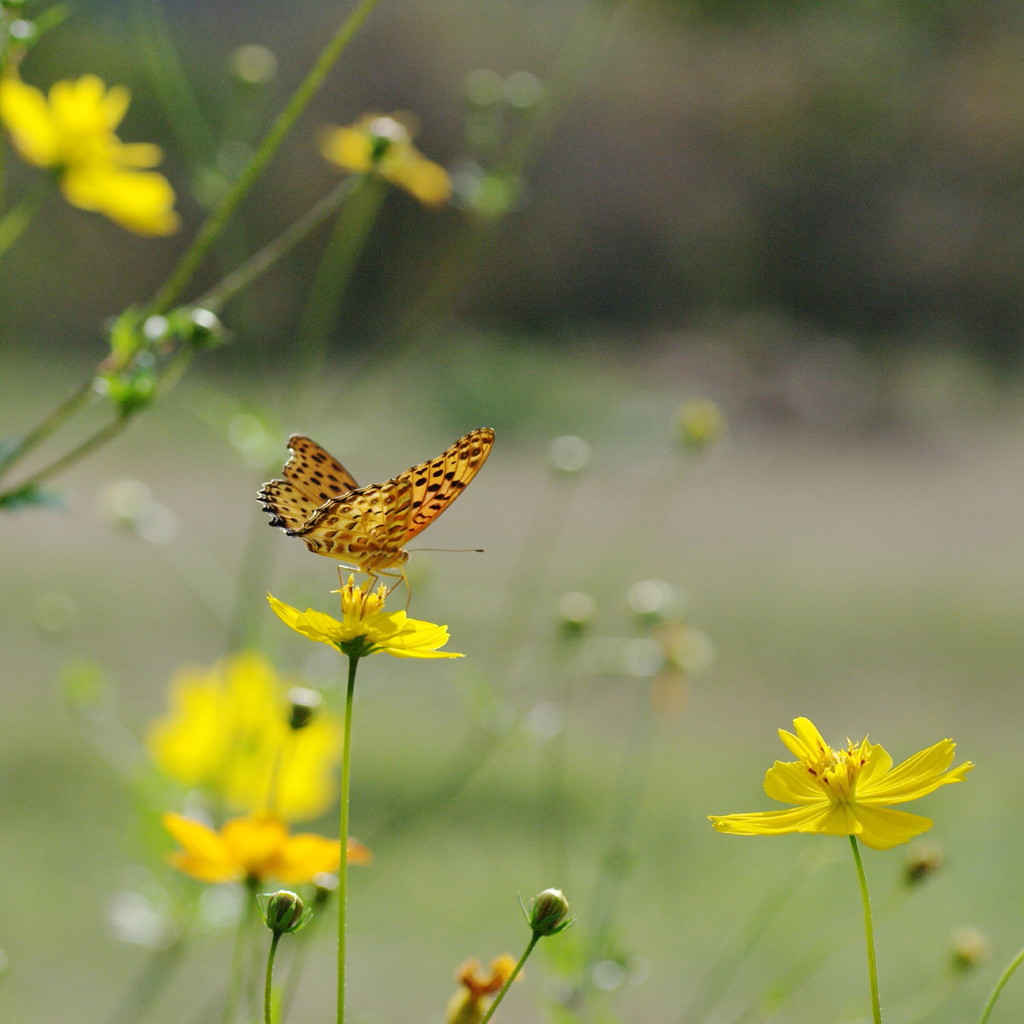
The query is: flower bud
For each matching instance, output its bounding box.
[527,888,572,937]
[262,890,308,934]
[950,925,992,971]
[903,841,944,885]
[557,591,596,639]
[674,398,725,453]
[312,872,339,906]
[287,687,322,731]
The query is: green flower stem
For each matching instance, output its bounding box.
[197,177,358,315]
[0,346,193,504]
[149,0,385,316]
[850,835,883,1024]
[129,0,218,172]
[0,376,93,482]
[477,934,541,1024]
[337,653,359,1024]
[975,943,1024,1024]
[264,930,284,1024]
[292,173,387,381]
[0,175,49,260]
[224,880,260,1024]
[685,862,818,1024]
[0,339,193,503]
[102,936,187,1024]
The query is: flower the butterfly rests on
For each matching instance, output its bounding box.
[258,428,494,582]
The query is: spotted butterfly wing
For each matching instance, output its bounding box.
[258,435,360,533]
[260,428,494,573]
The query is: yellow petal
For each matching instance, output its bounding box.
[61,163,179,235]
[275,832,343,883]
[319,125,373,172]
[0,76,59,166]
[387,157,451,206]
[708,805,827,836]
[849,805,935,850]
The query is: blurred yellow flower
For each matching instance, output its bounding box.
[445,955,519,1024]
[0,73,179,234]
[709,717,973,851]
[147,652,342,822]
[268,576,462,659]
[320,112,450,206]
[162,811,370,885]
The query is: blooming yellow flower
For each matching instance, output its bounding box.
[162,811,370,885]
[268,576,462,659]
[709,717,973,850]
[320,112,451,206]
[147,652,342,822]
[445,955,519,1024]
[0,73,179,234]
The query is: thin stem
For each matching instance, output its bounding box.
[102,936,188,1024]
[849,835,883,1024]
[197,178,358,314]
[684,860,821,1024]
[149,0,385,315]
[337,654,359,1024]
[477,935,541,1024]
[976,943,1024,1024]
[0,346,193,503]
[264,931,283,1024]
[0,377,93,481]
[223,882,259,1024]
[291,173,387,381]
[0,174,49,259]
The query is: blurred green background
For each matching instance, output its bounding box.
[4,0,1024,1022]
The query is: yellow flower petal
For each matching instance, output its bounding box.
[320,112,450,206]
[164,812,366,885]
[0,76,59,166]
[268,583,462,659]
[0,72,178,234]
[710,717,972,850]
[148,652,342,822]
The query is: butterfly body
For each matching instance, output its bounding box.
[259,428,494,574]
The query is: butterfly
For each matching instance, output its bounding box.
[258,428,494,581]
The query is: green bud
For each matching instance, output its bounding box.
[287,687,321,730]
[949,925,992,971]
[557,591,597,639]
[312,872,339,906]
[527,888,572,937]
[903,841,944,886]
[674,398,725,454]
[262,890,309,934]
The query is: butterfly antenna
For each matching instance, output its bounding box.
[408,547,486,554]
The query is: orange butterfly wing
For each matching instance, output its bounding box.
[260,429,494,572]
[258,435,359,533]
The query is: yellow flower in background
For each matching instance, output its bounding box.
[445,955,519,1024]
[147,652,342,822]
[320,112,451,206]
[162,811,371,885]
[0,73,179,234]
[709,717,973,851]
[268,577,462,659]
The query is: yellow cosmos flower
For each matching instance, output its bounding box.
[163,811,370,885]
[147,652,342,822]
[267,576,462,659]
[320,112,451,206]
[709,717,973,851]
[0,73,179,235]
[445,955,519,1024]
